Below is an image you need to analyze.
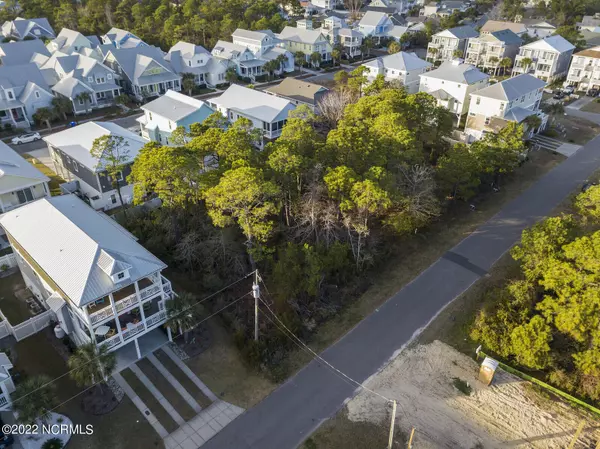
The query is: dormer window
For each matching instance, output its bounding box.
[6,90,14,100]
[117,272,125,280]
[188,60,191,66]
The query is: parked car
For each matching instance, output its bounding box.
[11,132,41,145]
[562,85,575,95]
[587,89,599,97]
[0,419,14,448]
[553,91,566,100]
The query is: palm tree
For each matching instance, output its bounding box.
[51,96,72,121]
[309,51,322,68]
[427,46,438,62]
[294,51,306,72]
[520,57,533,74]
[74,92,92,113]
[263,60,278,80]
[225,67,237,84]
[488,56,499,76]
[361,36,374,59]
[165,292,201,343]
[331,48,341,66]
[32,107,53,130]
[388,41,401,55]
[500,57,512,76]
[453,49,463,59]
[68,343,116,394]
[182,73,196,96]
[114,94,130,107]
[12,375,57,424]
[275,54,287,73]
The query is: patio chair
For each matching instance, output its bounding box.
[106,329,116,338]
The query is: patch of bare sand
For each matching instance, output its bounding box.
[346,341,598,448]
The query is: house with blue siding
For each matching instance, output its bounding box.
[137,90,214,145]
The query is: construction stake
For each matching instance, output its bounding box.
[568,420,586,449]
[252,271,260,342]
[387,400,397,449]
[407,428,415,449]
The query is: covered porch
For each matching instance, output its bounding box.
[0,103,29,128]
[114,327,170,372]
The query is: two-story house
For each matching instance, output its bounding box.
[512,35,575,82]
[209,84,296,143]
[46,28,98,55]
[521,20,556,39]
[103,46,181,100]
[465,73,547,141]
[101,27,147,49]
[0,39,50,66]
[419,60,489,122]
[42,53,122,114]
[165,41,213,87]
[231,29,294,75]
[427,26,479,63]
[0,63,54,127]
[339,28,363,58]
[577,14,600,33]
[464,30,522,73]
[0,194,175,359]
[480,20,527,37]
[277,25,333,63]
[565,46,600,93]
[363,51,432,93]
[265,78,329,111]
[0,141,49,214]
[44,121,147,211]
[358,11,394,43]
[1,17,55,41]
[137,90,214,144]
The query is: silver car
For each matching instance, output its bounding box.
[11,132,41,145]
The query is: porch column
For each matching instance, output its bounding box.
[134,337,141,359]
[134,281,147,324]
[167,326,172,342]
[109,292,124,342]
[83,307,96,344]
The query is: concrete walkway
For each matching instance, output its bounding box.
[566,96,593,110]
[130,363,185,426]
[113,371,169,438]
[147,353,202,413]
[162,345,218,401]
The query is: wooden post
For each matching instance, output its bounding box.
[407,428,415,449]
[568,421,586,449]
[387,400,396,449]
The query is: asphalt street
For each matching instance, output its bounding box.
[202,132,600,449]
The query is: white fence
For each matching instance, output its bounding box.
[0,254,17,270]
[0,309,55,342]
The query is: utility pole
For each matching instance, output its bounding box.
[252,271,260,342]
[387,400,397,449]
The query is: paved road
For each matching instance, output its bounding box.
[202,133,600,449]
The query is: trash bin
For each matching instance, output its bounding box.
[54,325,65,339]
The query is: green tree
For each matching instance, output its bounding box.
[331,48,341,66]
[388,41,401,54]
[553,25,585,49]
[225,67,237,84]
[360,36,374,60]
[452,49,463,59]
[115,94,130,106]
[575,185,600,222]
[54,0,78,30]
[90,135,131,209]
[182,73,196,96]
[263,59,279,80]
[75,92,92,113]
[436,143,481,200]
[51,96,73,121]
[11,375,57,424]
[33,107,53,130]
[165,292,201,343]
[309,51,322,68]
[68,343,117,394]
[510,316,553,369]
[204,166,281,246]
[499,57,512,75]
[294,51,306,71]
[520,57,533,73]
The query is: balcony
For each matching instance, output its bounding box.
[88,297,113,325]
[99,333,121,350]
[122,321,145,340]
[162,276,172,296]
[146,310,167,328]
[139,283,161,301]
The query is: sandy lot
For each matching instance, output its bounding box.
[346,341,599,448]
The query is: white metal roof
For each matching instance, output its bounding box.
[436,25,479,40]
[141,90,213,122]
[471,73,546,101]
[0,195,166,307]
[364,51,432,72]
[521,35,575,53]
[0,140,49,195]
[212,84,295,123]
[42,121,147,172]
[420,60,489,84]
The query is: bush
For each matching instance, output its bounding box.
[452,377,472,395]
[42,438,63,449]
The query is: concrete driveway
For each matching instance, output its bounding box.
[201,131,600,449]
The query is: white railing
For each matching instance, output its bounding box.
[89,306,114,325]
[139,284,161,301]
[145,310,167,328]
[115,293,138,313]
[99,333,122,350]
[0,254,17,270]
[161,277,172,296]
[0,394,9,408]
[1,309,56,342]
[122,322,145,340]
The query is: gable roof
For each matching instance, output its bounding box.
[265,78,328,105]
[232,28,270,43]
[278,26,328,45]
[420,60,489,84]
[574,45,600,59]
[212,84,294,123]
[472,73,546,101]
[483,29,522,45]
[211,40,252,60]
[167,41,210,59]
[522,35,575,53]
[0,195,166,307]
[364,51,432,72]
[436,25,479,40]
[105,46,177,84]
[359,11,391,27]
[103,27,146,48]
[0,39,50,66]
[0,140,48,194]
[11,17,54,38]
[480,20,526,35]
[141,90,214,122]
[0,62,52,94]
[42,121,147,171]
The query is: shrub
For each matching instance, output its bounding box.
[42,438,63,449]
[452,377,472,395]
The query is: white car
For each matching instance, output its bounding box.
[11,132,41,145]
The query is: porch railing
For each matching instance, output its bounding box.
[99,333,122,350]
[122,322,145,340]
[161,276,172,296]
[146,310,167,328]
[115,293,138,313]
[89,307,114,325]
[0,393,9,408]
[140,284,161,301]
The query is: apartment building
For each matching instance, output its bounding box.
[512,35,575,82]
[464,30,522,73]
[565,46,600,93]
[427,26,479,63]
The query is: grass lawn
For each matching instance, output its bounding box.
[0,271,33,324]
[136,358,196,421]
[12,333,165,449]
[153,349,212,409]
[121,368,178,434]
[23,154,65,196]
[581,99,600,114]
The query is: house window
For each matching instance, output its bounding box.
[78,98,84,105]
[7,91,14,100]
[110,194,117,204]
[96,76,105,84]
[117,272,125,280]
[35,91,40,99]
[96,92,106,99]
[149,112,152,120]
[484,117,491,125]
[115,171,124,181]
[188,60,191,66]
[15,188,34,204]
[107,73,112,80]
[476,97,480,105]
[88,76,93,83]
[113,89,119,96]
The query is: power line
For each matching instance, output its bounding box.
[9,271,255,410]
[28,291,253,424]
